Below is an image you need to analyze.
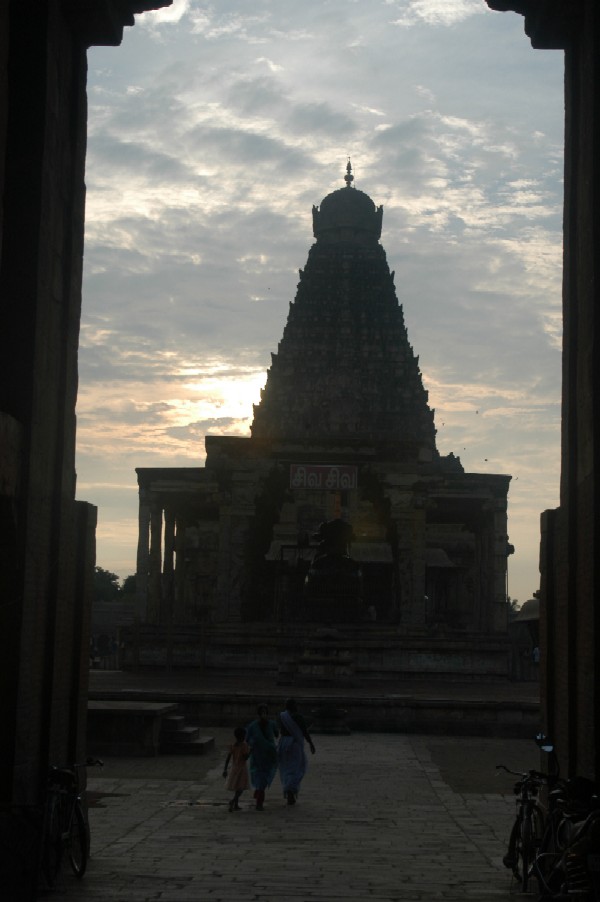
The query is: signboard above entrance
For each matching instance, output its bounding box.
[290,464,358,490]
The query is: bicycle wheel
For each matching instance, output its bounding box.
[506,813,533,893]
[520,805,545,893]
[527,805,545,892]
[533,819,556,896]
[504,818,523,885]
[534,810,568,898]
[68,803,88,878]
[42,794,63,888]
[520,815,532,892]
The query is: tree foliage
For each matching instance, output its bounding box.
[121,574,136,597]
[93,566,121,603]
[507,597,520,621]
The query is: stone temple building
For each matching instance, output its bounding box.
[134,165,513,679]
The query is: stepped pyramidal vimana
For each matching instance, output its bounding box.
[133,163,513,681]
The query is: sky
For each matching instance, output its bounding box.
[76,0,565,605]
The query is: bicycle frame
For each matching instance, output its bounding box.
[533,786,600,899]
[41,757,103,888]
[498,764,547,893]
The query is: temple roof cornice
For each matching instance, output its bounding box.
[485,0,579,49]
[63,0,172,47]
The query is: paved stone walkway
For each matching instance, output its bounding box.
[44,732,529,902]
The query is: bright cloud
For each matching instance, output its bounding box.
[390,0,485,27]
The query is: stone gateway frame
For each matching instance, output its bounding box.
[0,0,597,892]
[486,0,600,780]
[0,1,172,895]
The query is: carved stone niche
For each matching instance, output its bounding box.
[63,0,172,47]
[485,0,579,50]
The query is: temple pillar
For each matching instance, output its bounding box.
[161,509,175,624]
[487,0,600,778]
[558,1,600,782]
[0,2,171,890]
[147,502,162,625]
[174,517,187,622]
[135,487,151,620]
[492,499,510,633]
[392,504,427,627]
[471,506,497,633]
[218,512,247,622]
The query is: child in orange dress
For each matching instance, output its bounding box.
[223,726,250,811]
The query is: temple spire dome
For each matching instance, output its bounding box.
[312,161,383,243]
[344,158,355,188]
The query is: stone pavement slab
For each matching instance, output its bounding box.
[41,733,533,902]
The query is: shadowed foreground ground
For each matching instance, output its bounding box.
[41,731,537,902]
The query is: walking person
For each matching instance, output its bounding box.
[278,697,315,806]
[245,704,279,811]
[223,726,250,812]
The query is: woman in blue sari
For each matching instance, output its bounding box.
[245,704,279,810]
[278,698,316,806]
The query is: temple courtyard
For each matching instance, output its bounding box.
[31,671,540,902]
[46,700,539,901]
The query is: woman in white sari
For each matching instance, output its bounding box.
[277,698,316,805]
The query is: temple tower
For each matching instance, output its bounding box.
[252,162,437,457]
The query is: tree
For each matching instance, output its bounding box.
[121,574,136,597]
[507,597,520,621]
[93,566,121,603]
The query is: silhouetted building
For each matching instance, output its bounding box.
[135,166,512,676]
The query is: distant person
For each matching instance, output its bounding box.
[222,726,250,812]
[278,698,315,806]
[246,704,279,811]
[532,646,540,665]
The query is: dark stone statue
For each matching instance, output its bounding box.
[303,519,363,621]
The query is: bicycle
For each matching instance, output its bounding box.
[41,756,103,887]
[533,775,599,900]
[498,764,548,893]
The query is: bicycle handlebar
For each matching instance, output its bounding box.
[48,758,104,782]
[495,764,548,780]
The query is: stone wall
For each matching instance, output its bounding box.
[0,0,93,806]
[0,2,169,893]
[488,0,600,781]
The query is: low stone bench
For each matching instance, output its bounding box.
[87,701,179,757]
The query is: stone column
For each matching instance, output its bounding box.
[0,2,171,885]
[135,485,151,620]
[492,500,510,633]
[487,1,600,778]
[557,3,600,782]
[475,506,499,634]
[161,509,176,629]
[0,1,92,815]
[174,517,187,623]
[391,504,427,628]
[147,502,162,625]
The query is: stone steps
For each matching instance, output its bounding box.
[159,713,215,755]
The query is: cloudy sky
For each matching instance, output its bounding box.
[76,0,565,605]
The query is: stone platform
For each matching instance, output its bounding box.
[88,669,540,739]
[87,700,179,756]
[119,622,517,682]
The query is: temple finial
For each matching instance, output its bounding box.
[344,158,354,188]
